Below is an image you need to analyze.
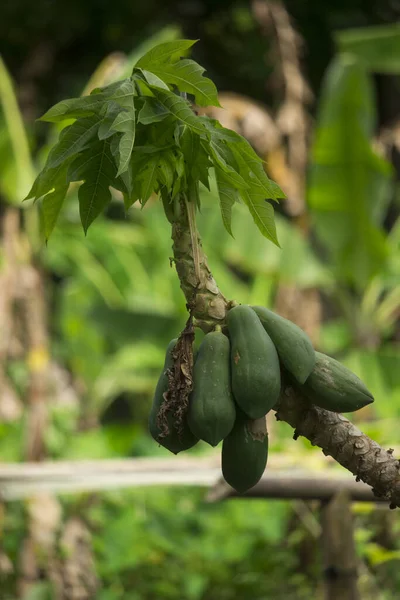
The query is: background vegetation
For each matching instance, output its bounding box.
[0,1,400,598]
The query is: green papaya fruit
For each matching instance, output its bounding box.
[149,339,198,454]
[188,331,236,446]
[222,414,268,493]
[252,306,315,384]
[301,351,374,413]
[227,304,281,419]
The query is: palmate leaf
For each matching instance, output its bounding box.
[25,156,71,201]
[39,79,135,123]
[149,88,205,134]
[138,154,160,204]
[110,102,136,176]
[215,166,238,237]
[178,127,211,189]
[241,188,279,246]
[139,70,170,91]
[31,38,282,246]
[157,154,175,189]
[40,93,109,123]
[29,157,75,239]
[135,39,197,69]
[98,103,122,140]
[68,140,117,233]
[231,141,283,200]
[144,59,220,107]
[110,79,136,109]
[47,114,102,168]
[137,98,170,125]
[207,140,249,189]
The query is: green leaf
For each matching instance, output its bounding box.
[144,59,220,107]
[110,79,136,109]
[336,24,400,74]
[215,166,238,236]
[47,115,101,168]
[241,188,279,246]
[139,69,170,91]
[179,129,212,188]
[38,159,74,239]
[135,39,197,69]
[25,158,70,201]
[98,102,122,140]
[308,54,392,287]
[207,140,249,189]
[231,142,283,200]
[68,140,117,233]
[150,88,205,134]
[180,126,200,166]
[157,153,175,189]
[0,56,34,199]
[110,104,136,176]
[137,98,170,125]
[40,93,108,122]
[202,116,284,200]
[41,185,68,240]
[137,153,160,204]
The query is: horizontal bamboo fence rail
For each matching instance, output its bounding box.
[0,455,388,503]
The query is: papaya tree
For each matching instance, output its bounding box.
[26,39,400,505]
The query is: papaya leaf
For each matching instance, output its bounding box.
[68,140,117,233]
[179,129,212,188]
[30,157,75,239]
[40,93,109,122]
[135,39,197,69]
[41,183,69,240]
[203,117,284,200]
[149,88,205,134]
[47,115,102,168]
[144,59,220,107]
[215,166,238,237]
[24,156,71,202]
[157,153,175,189]
[240,186,280,246]
[207,140,249,190]
[137,98,170,125]
[98,102,123,140]
[180,126,200,167]
[110,105,136,176]
[139,69,170,91]
[199,116,241,142]
[137,153,161,204]
[110,79,136,110]
[231,144,283,200]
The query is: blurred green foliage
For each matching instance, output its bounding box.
[0,13,400,600]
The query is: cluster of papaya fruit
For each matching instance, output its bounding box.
[149,305,374,493]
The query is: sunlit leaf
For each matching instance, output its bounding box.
[40,93,108,122]
[135,39,197,69]
[144,59,220,107]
